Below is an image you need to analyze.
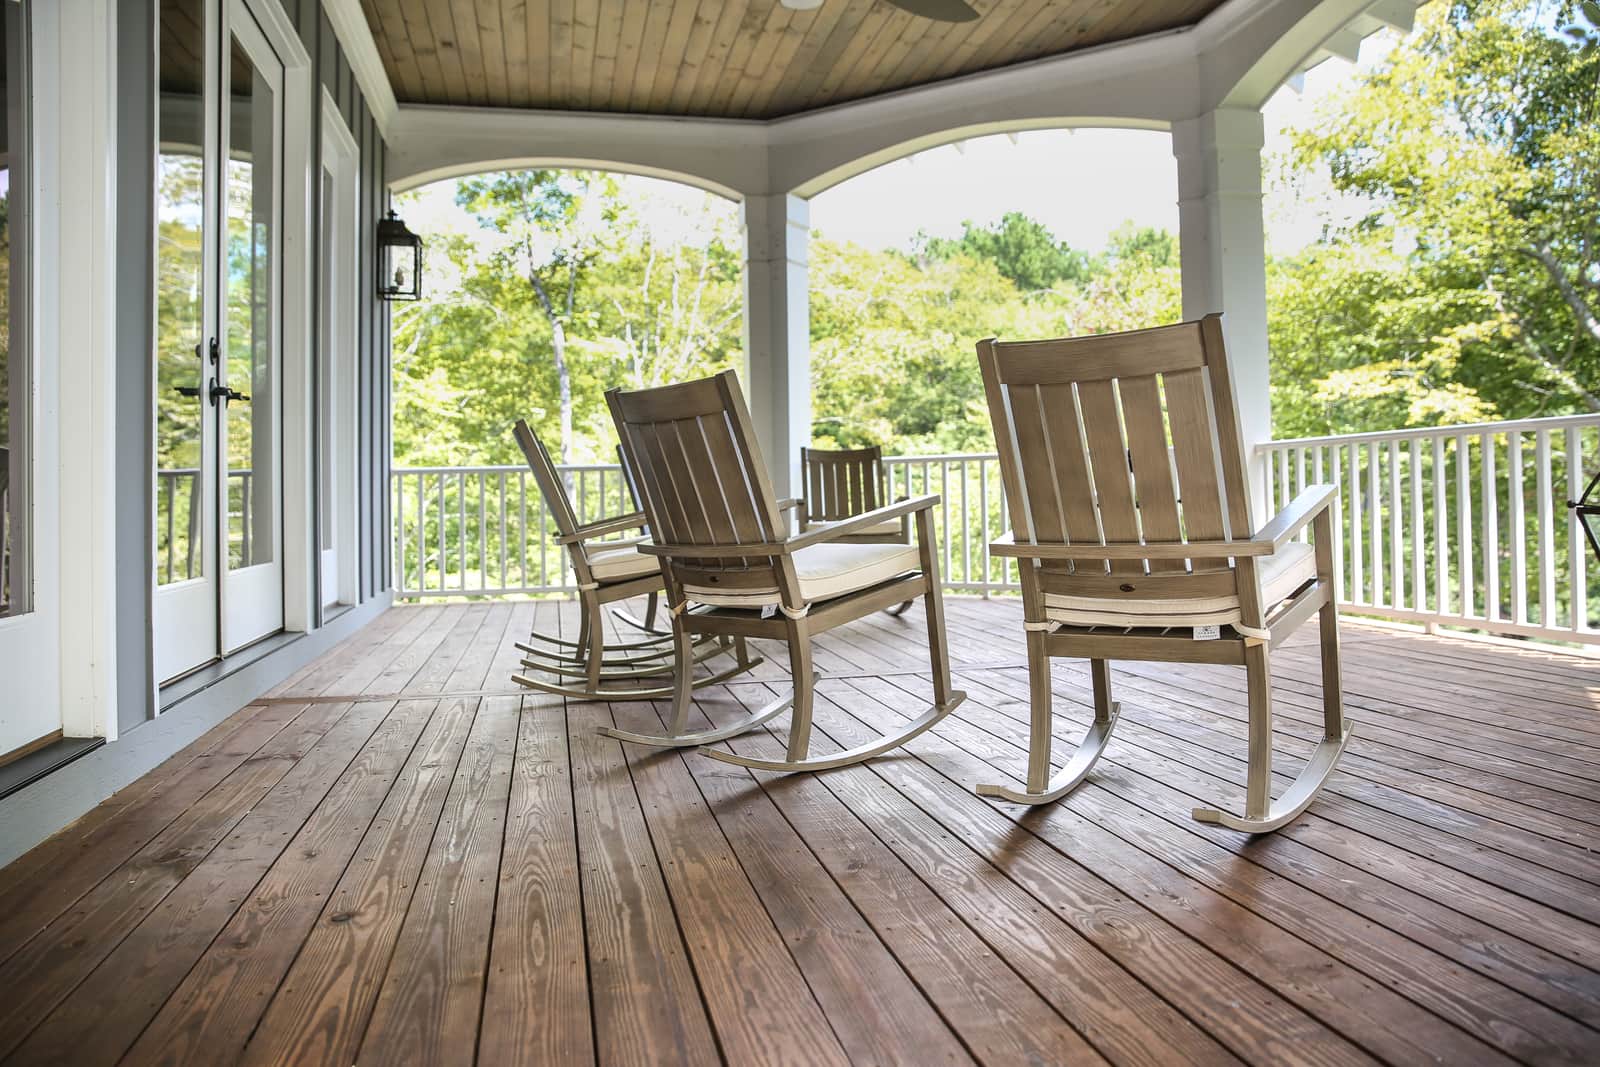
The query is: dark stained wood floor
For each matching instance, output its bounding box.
[1,597,1599,1066]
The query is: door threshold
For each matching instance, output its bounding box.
[159,630,304,712]
[0,736,104,803]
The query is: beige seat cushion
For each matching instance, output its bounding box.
[684,541,921,609]
[1043,541,1318,631]
[808,516,905,539]
[584,542,661,584]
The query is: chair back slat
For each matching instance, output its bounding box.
[1075,379,1142,575]
[513,420,581,538]
[608,370,783,557]
[801,445,886,523]
[1116,375,1186,572]
[978,314,1248,575]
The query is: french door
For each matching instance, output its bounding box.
[153,0,286,683]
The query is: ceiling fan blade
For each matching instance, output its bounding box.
[882,0,980,22]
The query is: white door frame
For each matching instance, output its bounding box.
[258,0,316,637]
[319,88,359,610]
[2,0,120,743]
[217,0,286,655]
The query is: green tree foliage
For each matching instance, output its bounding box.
[918,210,1092,292]
[391,173,743,466]
[1270,0,1600,437]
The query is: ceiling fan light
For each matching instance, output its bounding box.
[780,0,825,10]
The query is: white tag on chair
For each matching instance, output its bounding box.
[1193,624,1220,640]
[761,604,777,620]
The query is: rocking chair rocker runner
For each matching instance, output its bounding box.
[603,370,966,766]
[508,419,762,701]
[977,314,1350,831]
[799,445,915,616]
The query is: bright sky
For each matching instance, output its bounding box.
[403,30,1403,262]
[812,30,1401,257]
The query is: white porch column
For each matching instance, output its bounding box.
[1172,108,1271,526]
[742,194,810,499]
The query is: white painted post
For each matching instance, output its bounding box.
[742,193,811,499]
[1172,108,1271,528]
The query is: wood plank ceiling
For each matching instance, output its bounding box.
[356,0,1225,119]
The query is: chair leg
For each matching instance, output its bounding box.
[785,618,816,762]
[976,640,1119,805]
[575,604,592,663]
[1243,644,1273,819]
[584,597,607,694]
[883,599,914,617]
[1319,596,1346,741]
[1193,609,1351,833]
[643,591,660,631]
[923,577,956,709]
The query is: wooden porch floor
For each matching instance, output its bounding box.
[1,598,1599,1065]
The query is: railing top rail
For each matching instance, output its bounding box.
[1261,412,1600,451]
[392,463,615,475]
[390,453,1003,476]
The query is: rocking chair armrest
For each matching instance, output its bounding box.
[777,497,803,513]
[989,530,1275,560]
[557,511,648,545]
[637,495,939,560]
[1251,484,1337,550]
[784,494,939,551]
[637,538,792,559]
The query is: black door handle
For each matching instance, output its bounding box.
[209,378,250,406]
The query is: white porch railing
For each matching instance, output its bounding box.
[391,415,1600,646]
[390,454,1018,598]
[1259,413,1600,645]
[155,468,258,582]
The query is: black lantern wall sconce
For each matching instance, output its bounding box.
[1572,470,1600,568]
[377,209,422,301]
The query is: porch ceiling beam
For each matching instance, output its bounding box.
[324,0,399,136]
[1364,0,1420,35]
[1317,28,1366,64]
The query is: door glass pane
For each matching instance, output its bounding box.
[225,32,274,569]
[1,2,27,617]
[155,0,207,585]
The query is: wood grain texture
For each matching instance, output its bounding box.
[354,0,1226,117]
[2,601,1597,1066]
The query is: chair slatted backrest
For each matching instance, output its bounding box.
[977,314,1252,576]
[607,370,786,573]
[802,445,886,524]
[512,419,582,541]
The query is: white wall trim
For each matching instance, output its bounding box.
[244,0,317,638]
[320,86,361,610]
[48,0,120,741]
[323,0,398,135]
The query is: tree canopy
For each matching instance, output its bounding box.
[1269,0,1600,438]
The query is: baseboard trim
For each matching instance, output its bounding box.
[0,592,393,869]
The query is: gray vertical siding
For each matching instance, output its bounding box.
[115,0,157,734]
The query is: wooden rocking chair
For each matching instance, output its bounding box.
[799,445,915,616]
[508,419,762,701]
[602,370,967,765]
[977,314,1350,831]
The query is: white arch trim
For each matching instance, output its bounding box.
[390,156,747,201]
